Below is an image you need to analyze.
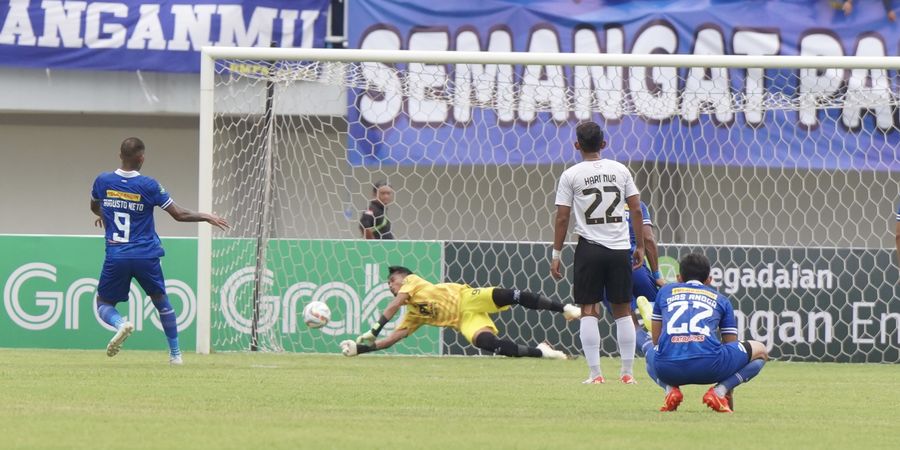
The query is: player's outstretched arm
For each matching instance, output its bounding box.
[550,205,571,280]
[356,292,409,344]
[341,328,409,356]
[164,203,229,230]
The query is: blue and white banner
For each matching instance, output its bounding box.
[0,0,328,73]
[348,0,900,170]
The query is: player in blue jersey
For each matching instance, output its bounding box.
[637,253,768,413]
[90,137,228,364]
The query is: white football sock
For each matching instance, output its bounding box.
[580,316,602,378]
[615,316,636,376]
[714,384,728,397]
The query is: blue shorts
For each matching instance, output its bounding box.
[650,341,752,386]
[97,258,167,303]
[603,265,659,312]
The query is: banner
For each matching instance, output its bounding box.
[348,0,900,170]
[4,235,897,361]
[0,0,328,73]
[0,235,198,351]
[211,239,443,354]
[443,241,900,363]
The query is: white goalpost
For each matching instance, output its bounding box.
[197,47,900,362]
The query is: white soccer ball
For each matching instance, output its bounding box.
[303,301,331,329]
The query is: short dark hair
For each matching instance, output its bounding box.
[576,122,604,152]
[679,253,711,283]
[120,137,145,159]
[387,266,413,278]
[373,180,391,194]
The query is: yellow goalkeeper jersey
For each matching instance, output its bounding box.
[396,274,467,334]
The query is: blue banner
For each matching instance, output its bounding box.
[348,0,900,170]
[0,0,328,73]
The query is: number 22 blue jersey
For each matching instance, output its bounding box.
[652,280,738,361]
[91,169,173,259]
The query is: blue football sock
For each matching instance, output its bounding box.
[152,295,180,356]
[97,302,125,330]
[635,328,651,356]
[716,359,766,396]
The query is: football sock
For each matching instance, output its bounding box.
[716,359,766,396]
[473,332,542,358]
[635,328,651,357]
[615,316,636,375]
[152,295,181,356]
[492,289,564,312]
[97,301,125,330]
[580,316,602,378]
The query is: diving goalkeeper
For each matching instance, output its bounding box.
[340,266,581,359]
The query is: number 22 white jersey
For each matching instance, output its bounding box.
[554,159,639,250]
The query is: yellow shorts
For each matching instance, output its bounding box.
[457,287,510,343]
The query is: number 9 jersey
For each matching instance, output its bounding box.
[651,280,739,361]
[91,169,173,259]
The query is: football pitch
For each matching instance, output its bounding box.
[1,349,898,449]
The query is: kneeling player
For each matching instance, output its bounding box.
[638,253,768,413]
[340,266,581,359]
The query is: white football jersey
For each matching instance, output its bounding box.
[554,159,639,250]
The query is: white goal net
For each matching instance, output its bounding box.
[200,48,900,362]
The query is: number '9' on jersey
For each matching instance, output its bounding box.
[91,169,173,259]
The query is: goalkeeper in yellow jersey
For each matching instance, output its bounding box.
[340,266,582,359]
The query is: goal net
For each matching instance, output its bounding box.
[200,48,900,362]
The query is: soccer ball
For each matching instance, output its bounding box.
[302,301,331,329]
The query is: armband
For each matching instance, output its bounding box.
[652,271,662,280]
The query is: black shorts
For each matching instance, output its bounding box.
[573,237,632,305]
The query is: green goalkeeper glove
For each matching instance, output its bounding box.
[356,330,376,346]
[356,314,390,345]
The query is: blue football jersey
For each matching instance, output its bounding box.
[624,201,652,254]
[651,280,738,360]
[91,169,173,259]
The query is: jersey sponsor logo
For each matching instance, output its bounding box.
[671,287,718,300]
[670,334,706,343]
[106,190,141,202]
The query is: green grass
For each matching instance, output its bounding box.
[1,349,898,449]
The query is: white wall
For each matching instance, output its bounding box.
[0,113,200,236]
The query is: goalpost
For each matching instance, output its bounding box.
[197,47,900,362]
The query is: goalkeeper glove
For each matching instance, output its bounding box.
[356,330,376,345]
[340,340,358,357]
